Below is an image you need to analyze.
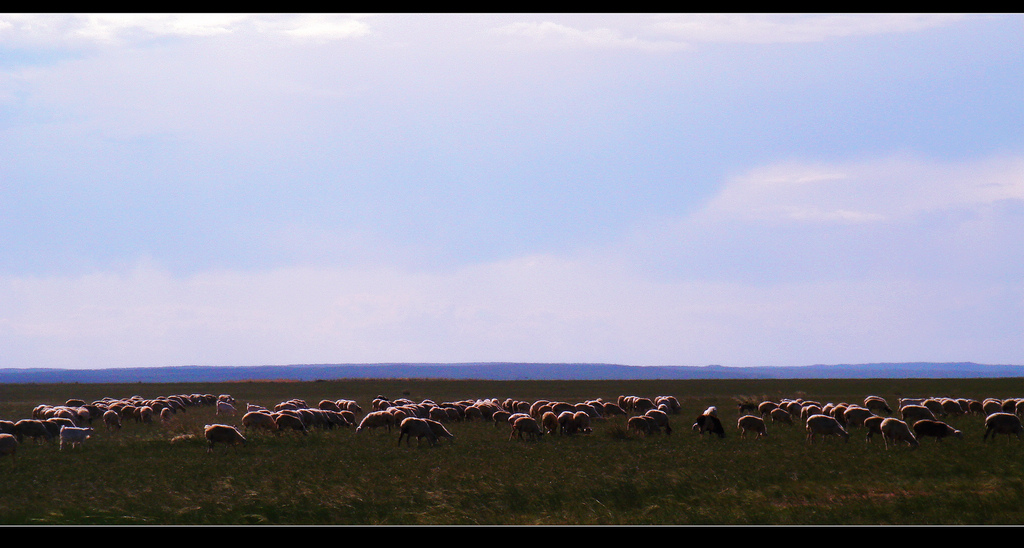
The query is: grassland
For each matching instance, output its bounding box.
[2,377,1024,525]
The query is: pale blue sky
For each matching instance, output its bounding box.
[1,14,1021,369]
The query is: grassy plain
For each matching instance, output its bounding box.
[2,377,1024,525]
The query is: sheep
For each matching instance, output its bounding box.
[355,411,395,433]
[912,419,963,442]
[863,396,893,415]
[509,416,544,441]
[737,415,767,439]
[204,424,246,452]
[880,418,919,449]
[758,401,779,417]
[863,415,885,441]
[984,412,1024,442]
[159,407,173,424]
[425,419,455,444]
[643,409,672,435]
[272,412,308,435]
[558,411,578,435]
[0,433,18,462]
[102,410,121,430]
[573,411,593,434]
[843,406,876,428]
[769,407,793,425]
[627,415,656,436]
[216,401,237,417]
[398,417,438,447]
[804,414,849,444]
[900,405,937,425]
[242,411,279,434]
[692,412,725,438]
[13,419,52,443]
[541,411,559,435]
[59,425,94,450]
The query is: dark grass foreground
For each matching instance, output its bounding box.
[2,378,1024,525]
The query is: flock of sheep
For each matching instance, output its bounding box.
[3,390,1024,461]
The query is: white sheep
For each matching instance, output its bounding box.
[216,401,237,416]
[102,409,121,430]
[541,411,559,435]
[398,417,438,447]
[805,414,849,444]
[863,396,892,415]
[509,416,544,441]
[737,415,767,439]
[242,411,279,433]
[984,412,1024,442]
[59,425,94,450]
[843,406,876,428]
[355,411,395,433]
[880,418,919,450]
[899,405,936,425]
[769,407,793,425]
[643,409,672,435]
[425,419,455,443]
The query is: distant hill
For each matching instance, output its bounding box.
[0,362,1022,383]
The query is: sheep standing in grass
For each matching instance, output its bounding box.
[737,415,767,439]
[693,412,725,438]
[59,426,94,450]
[510,416,545,441]
[355,411,395,434]
[643,409,672,435]
[984,413,1024,442]
[204,424,246,453]
[805,414,849,444]
[863,396,893,415]
[0,433,18,462]
[900,405,937,425]
[242,411,279,434]
[912,420,962,443]
[425,419,455,444]
[880,418,919,450]
[769,408,793,425]
[863,415,884,442]
[398,417,438,447]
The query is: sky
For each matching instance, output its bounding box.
[0,13,1022,370]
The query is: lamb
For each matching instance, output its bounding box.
[983,412,1024,441]
[59,425,94,450]
[912,419,963,442]
[880,418,919,449]
[509,416,545,441]
[398,417,439,447]
[737,415,767,439]
[804,414,850,444]
[204,424,246,452]
[0,433,17,462]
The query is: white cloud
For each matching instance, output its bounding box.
[649,13,971,44]
[697,154,1024,224]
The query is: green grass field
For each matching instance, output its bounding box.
[2,377,1023,525]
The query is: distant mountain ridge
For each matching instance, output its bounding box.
[0,362,1022,383]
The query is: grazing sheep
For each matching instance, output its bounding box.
[242,411,279,433]
[758,401,779,417]
[880,418,919,449]
[984,413,1024,442]
[643,409,672,435]
[425,419,455,444]
[573,411,593,434]
[805,414,849,444]
[13,419,52,443]
[737,415,767,439]
[509,416,545,441]
[769,407,793,425]
[627,415,656,436]
[204,424,246,452]
[900,405,937,425]
[843,406,876,428]
[863,396,893,415]
[541,411,559,435]
[863,415,885,441]
[912,419,963,442]
[59,425,94,450]
[737,402,758,415]
[355,411,395,433]
[272,412,308,435]
[216,401,237,417]
[693,412,725,438]
[159,407,173,424]
[0,433,17,462]
[102,410,122,430]
[558,411,578,435]
[398,417,438,447]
